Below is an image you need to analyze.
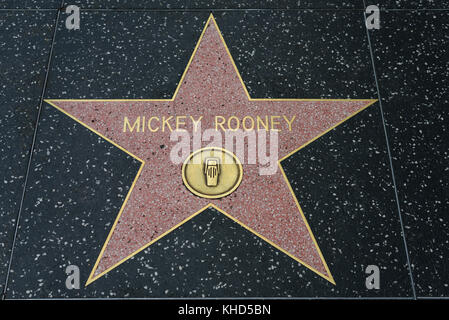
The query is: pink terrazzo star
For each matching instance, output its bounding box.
[47,15,375,285]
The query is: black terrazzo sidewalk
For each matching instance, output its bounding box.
[0,2,447,299]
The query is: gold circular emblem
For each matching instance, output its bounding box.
[182,147,243,199]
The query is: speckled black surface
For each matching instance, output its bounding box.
[46,12,208,99]
[215,11,377,99]
[59,1,364,9]
[187,0,363,9]
[61,0,186,9]
[6,202,412,298]
[373,1,449,9]
[45,10,378,100]
[1,5,448,299]
[370,10,449,297]
[0,1,61,9]
[5,103,141,298]
[281,106,413,297]
[0,11,55,295]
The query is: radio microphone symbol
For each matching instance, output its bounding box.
[204,157,220,187]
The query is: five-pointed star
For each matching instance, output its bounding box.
[47,15,376,286]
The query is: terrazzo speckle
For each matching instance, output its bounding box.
[46,12,209,99]
[186,0,364,9]
[372,1,449,9]
[60,1,364,10]
[0,10,55,294]
[5,103,141,298]
[214,11,377,99]
[0,1,61,9]
[1,207,346,298]
[370,10,449,296]
[5,205,412,298]
[281,105,414,296]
